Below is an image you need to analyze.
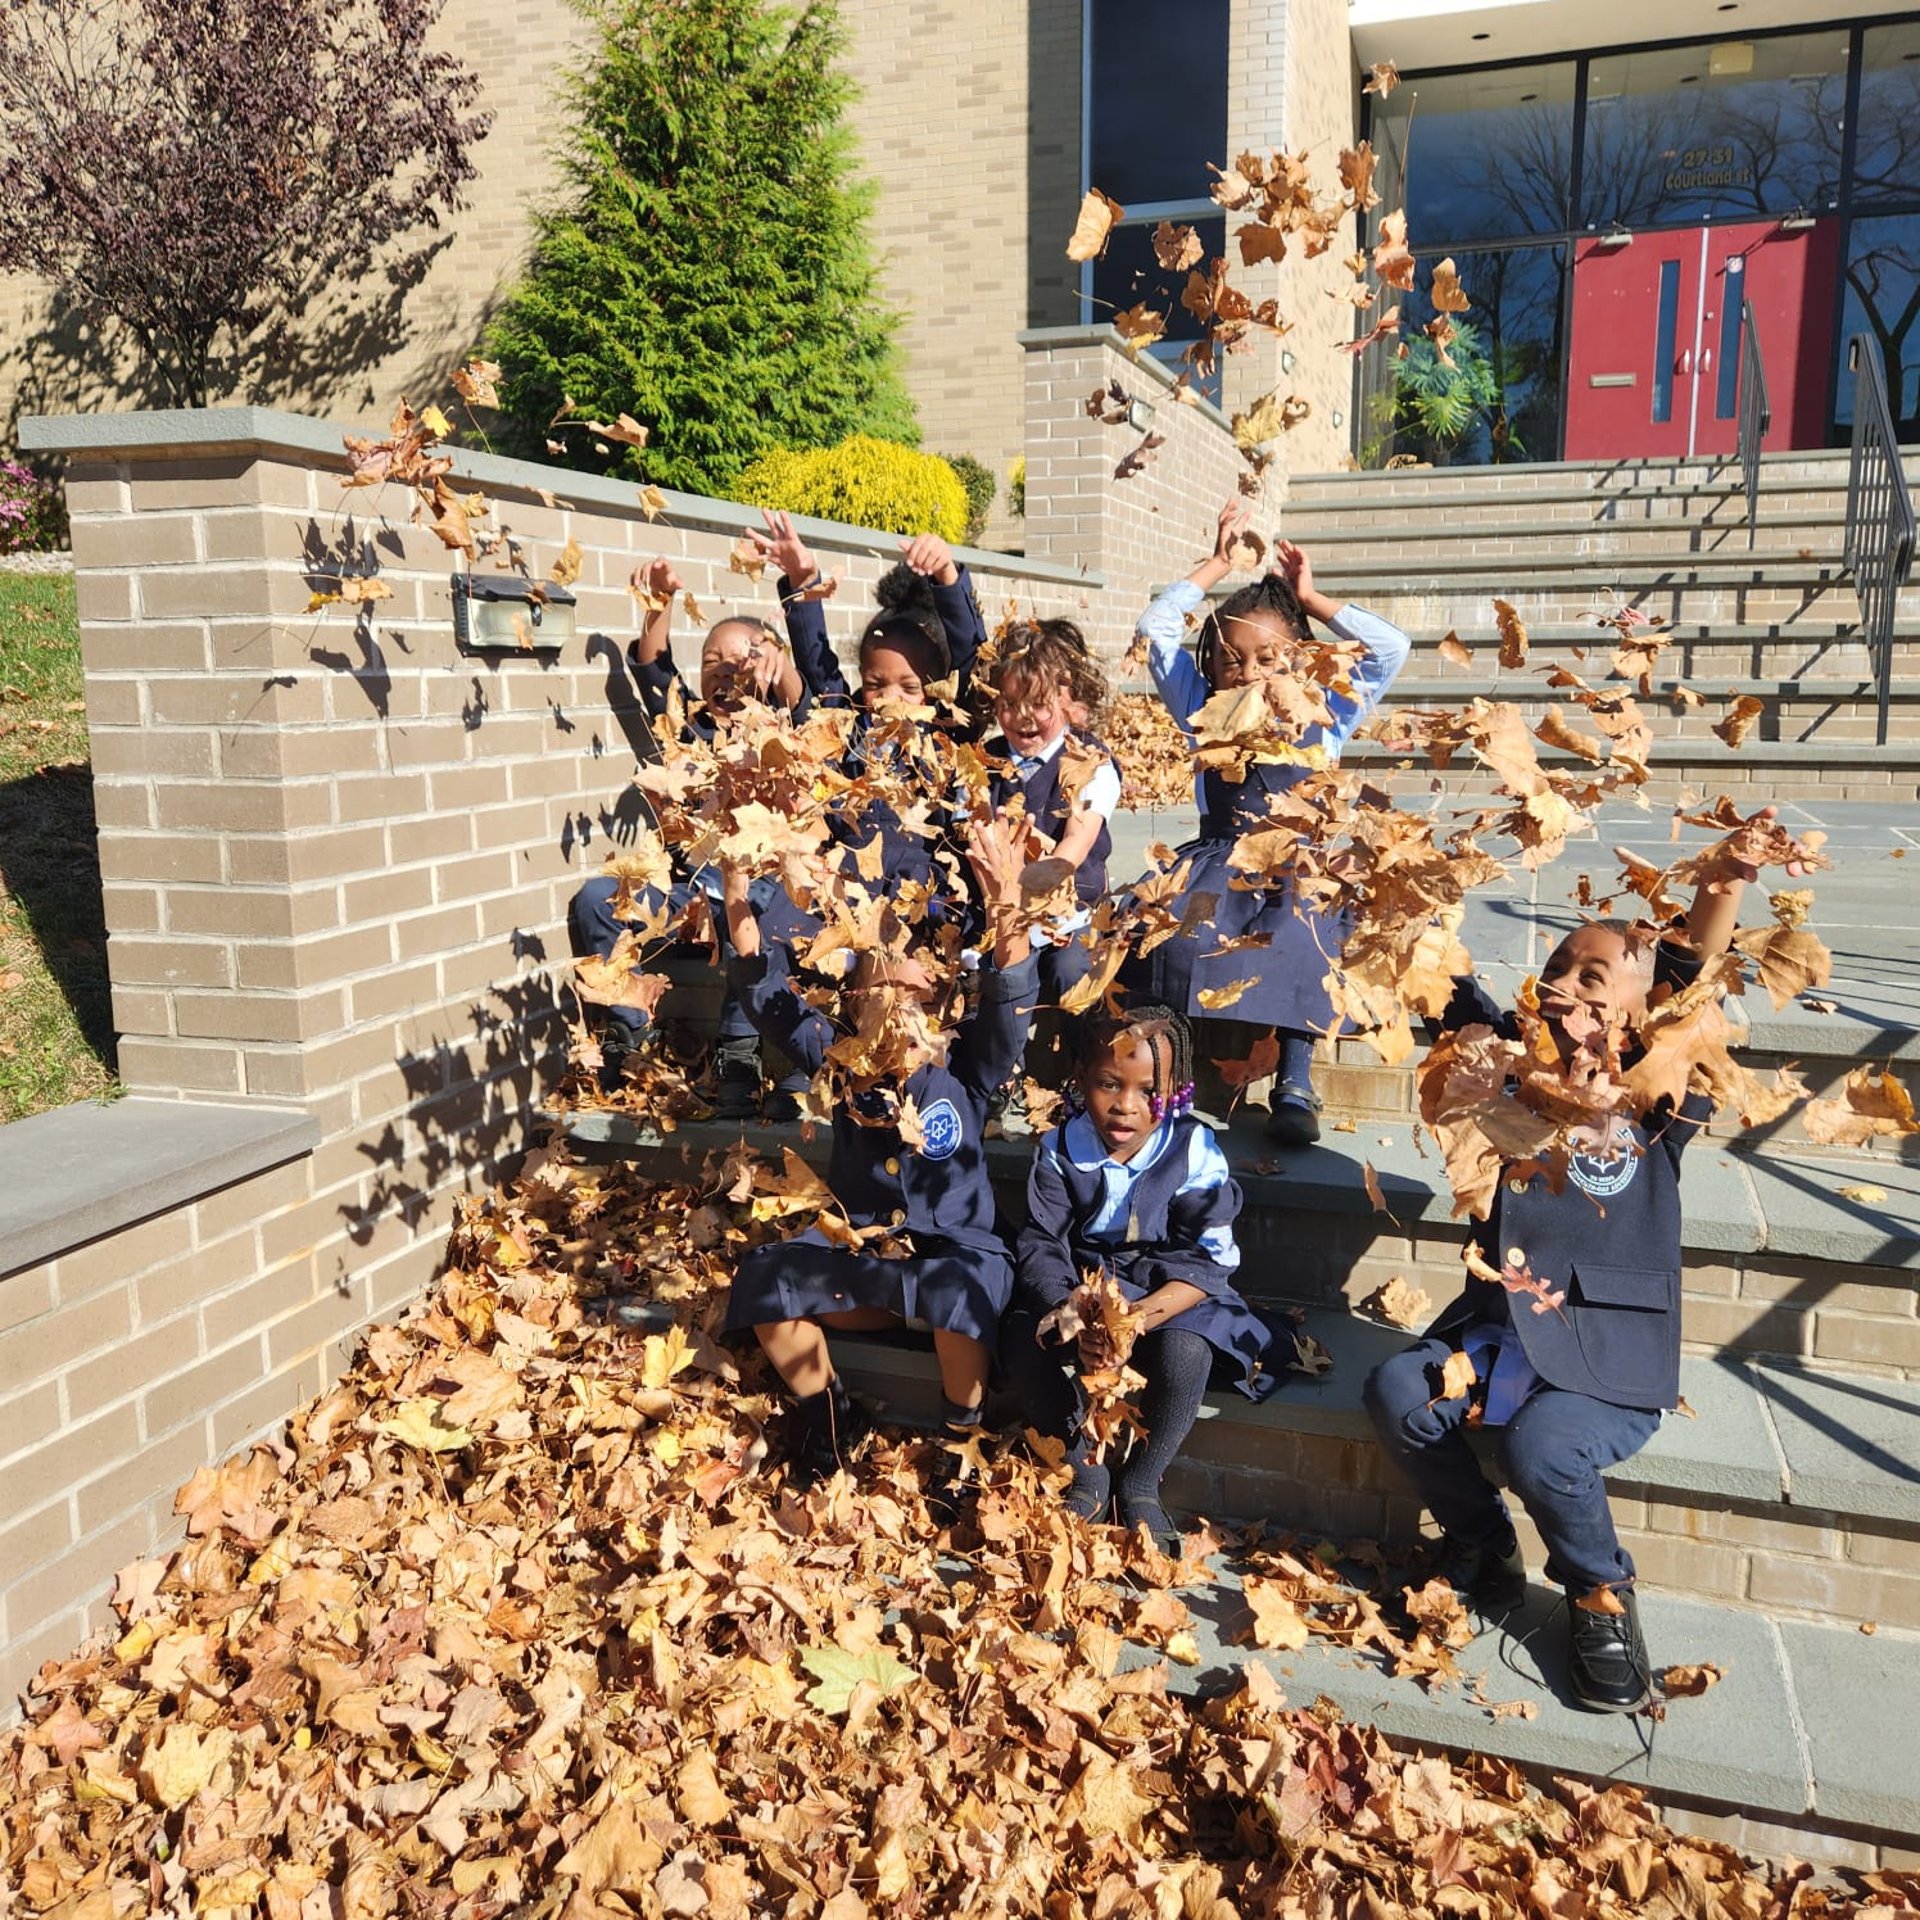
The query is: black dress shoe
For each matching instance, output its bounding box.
[785,1376,871,1489]
[1567,1585,1654,1713]
[1266,1083,1323,1148]
[1430,1532,1528,1615]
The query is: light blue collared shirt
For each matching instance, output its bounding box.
[1048,1111,1240,1272]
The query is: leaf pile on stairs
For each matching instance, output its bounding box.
[4,1150,1907,1920]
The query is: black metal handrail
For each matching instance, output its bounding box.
[1737,299,1770,548]
[1843,336,1916,747]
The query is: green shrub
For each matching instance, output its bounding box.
[1006,454,1026,519]
[484,0,916,496]
[942,452,995,544]
[735,435,968,541]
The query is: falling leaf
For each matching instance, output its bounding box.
[1732,922,1832,1010]
[1430,257,1471,314]
[550,537,583,587]
[1433,1350,1478,1404]
[1437,631,1473,669]
[1152,219,1204,270]
[1493,599,1529,669]
[1112,302,1168,350]
[1364,59,1401,95]
[638,484,668,520]
[1372,211,1415,290]
[1066,187,1125,261]
[1198,978,1259,1010]
[1713,695,1766,749]
[583,412,649,448]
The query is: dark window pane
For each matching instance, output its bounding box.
[1365,246,1567,465]
[1369,63,1575,249]
[1838,215,1920,438]
[1714,267,1746,420]
[1088,0,1229,206]
[1582,32,1848,228]
[1091,217,1226,341]
[1853,24,1920,209]
[1653,260,1681,423]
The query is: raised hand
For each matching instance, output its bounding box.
[1212,497,1253,565]
[899,532,961,586]
[631,557,684,604]
[742,508,817,588]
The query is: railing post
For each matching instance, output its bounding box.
[1738,300,1770,550]
[1841,336,1915,749]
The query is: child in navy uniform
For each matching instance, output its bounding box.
[1001,1006,1272,1550]
[1364,831,1790,1713]
[1129,500,1410,1146]
[568,557,809,1109]
[982,619,1122,1038]
[718,815,1038,1492]
[741,510,984,932]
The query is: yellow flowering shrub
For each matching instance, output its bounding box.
[734,435,968,543]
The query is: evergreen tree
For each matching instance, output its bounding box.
[486,0,916,495]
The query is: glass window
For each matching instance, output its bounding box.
[1838,214,1920,437]
[1852,23,1920,209]
[1582,31,1849,228]
[1368,245,1568,466]
[1368,62,1575,250]
[1091,217,1227,402]
[1087,0,1229,207]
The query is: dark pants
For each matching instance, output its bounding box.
[1364,1336,1661,1595]
[567,873,755,1044]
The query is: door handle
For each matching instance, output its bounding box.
[1676,348,1694,375]
[1700,347,1714,375]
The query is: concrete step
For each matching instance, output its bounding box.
[1285,517,1849,565]
[1286,449,1901,499]
[1285,485,1857,525]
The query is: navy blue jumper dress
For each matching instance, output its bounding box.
[1011,1111,1273,1396]
[724,940,1039,1342]
[1124,580,1410,1033]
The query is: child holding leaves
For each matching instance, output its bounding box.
[1363,808,1818,1713]
[1001,1006,1273,1552]
[1128,500,1410,1145]
[568,558,810,1110]
[718,813,1038,1496]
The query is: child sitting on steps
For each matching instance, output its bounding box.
[717,814,1037,1499]
[1000,1005,1273,1552]
[1364,810,1811,1713]
[1125,500,1410,1146]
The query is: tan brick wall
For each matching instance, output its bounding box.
[0,1156,364,1708]
[1022,325,1285,653]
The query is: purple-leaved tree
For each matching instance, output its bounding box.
[0,0,493,408]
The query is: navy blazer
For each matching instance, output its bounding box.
[728,942,1037,1257]
[777,566,988,709]
[987,729,1116,906]
[1428,969,1708,1411]
[1016,1112,1272,1396]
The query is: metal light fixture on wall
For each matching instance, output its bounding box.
[1780,208,1818,232]
[1281,349,1297,374]
[451,573,577,654]
[1596,224,1634,251]
[1126,395,1157,433]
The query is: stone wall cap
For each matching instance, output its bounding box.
[0,1096,319,1280]
[17,407,1105,591]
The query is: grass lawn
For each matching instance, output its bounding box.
[0,568,116,1122]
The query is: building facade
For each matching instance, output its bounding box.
[5,0,1918,511]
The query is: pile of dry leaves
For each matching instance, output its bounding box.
[8,1150,1913,1920]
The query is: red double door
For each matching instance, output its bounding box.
[1564,218,1839,460]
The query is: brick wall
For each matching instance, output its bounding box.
[0,1155,323,1707]
[0,403,1112,1711]
[1021,325,1284,653]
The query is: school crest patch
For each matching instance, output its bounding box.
[918,1097,963,1161]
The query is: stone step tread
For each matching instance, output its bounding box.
[1341,737,1920,768]
[559,1107,1920,1272]
[1376,677,1905,701]
[1282,517,1850,545]
[822,1295,1918,1528]
[1249,553,1858,581]
[1142,1568,1917,1839]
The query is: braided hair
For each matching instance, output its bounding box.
[1196,572,1310,689]
[1079,1003,1196,1123]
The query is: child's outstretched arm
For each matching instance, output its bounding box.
[719,860,832,1076]
[743,509,852,706]
[627,558,686,718]
[951,814,1041,1097]
[901,533,984,696]
[1682,805,1813,960]
[1271,539,1412,750]
[1138,498,1249,733]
